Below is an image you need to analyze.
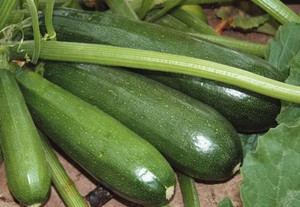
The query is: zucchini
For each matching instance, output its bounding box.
[0,69,51,206]
[40,7,284,132]
[15,69,176,206]
[142,71,281,132]
[43,61,243,181]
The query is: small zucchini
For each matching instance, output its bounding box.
[0,69,51,206]
[16,69,176,206]
[43,61,243,181]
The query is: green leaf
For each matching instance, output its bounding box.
[276,52,300,126]
[240,124,300,207]
[266,22,300,78]
[239,133,259,157]
[241,21,300,207]
[217,197,234,207]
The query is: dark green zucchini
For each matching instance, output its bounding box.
[39,7,284,132]
[15,69,176,206]
[0,69,51,206]
[140,71,281,132]
[43,61,243,181]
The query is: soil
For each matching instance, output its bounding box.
[1,3,299,207]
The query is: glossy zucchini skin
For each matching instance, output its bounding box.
[0,69,51,206]
[42,7,284,132]
[16,69,176,206]
[44,61,243,181]
[141,71,281,132]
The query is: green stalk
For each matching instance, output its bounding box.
[177,172,200,207]
[171,7,217,35]
[39,131,88,207]
[251,0,300,24]
[26,0,41,64]
[184,0,233,3]
[105,0,139,20]
[45,0,56,40]
[0,0,19,31]
[181,4,208,24]
[189,33,266,57]
[146,0,181,22]
[136,0,154,19]
[154,13,195,32]
[9,40,300,103]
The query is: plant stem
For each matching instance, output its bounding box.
[189,33,266,57]
[26,0,41,64]
[9,40,300,103]
[0,0,19,31]
[147,0,181,22]
[136,0,154,19]
[171,7,217,35]
[177,172,200,207]
[155,13,195,32]
[105,0,139,20]
[184,0,233,3]
[45,0,56,40]
[251,0,300,24]
[39,131,89,207]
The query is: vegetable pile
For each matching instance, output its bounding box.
[0,0,300,207]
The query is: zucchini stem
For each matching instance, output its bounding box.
[189,33,266,57]
[147,0,181,22]
[0,0,19,31]
[26,0,41,64]
[9,40,300,104]
[105,0,139,20]
[44,0,56,40]
[171,7,218,35]
[251,0,300,24]
[39,131,89,207]
[177,172,201,207]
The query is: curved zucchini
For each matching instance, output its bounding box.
[43,61,243,181]
[15,69,176,206]
[0,69,51,206]
[40,7,284,132]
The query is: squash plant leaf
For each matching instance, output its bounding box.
[239,133,259,157]
[240,124,300,207]
[265,22,300,78]
[276,52,300,126]
[240,22,300,207]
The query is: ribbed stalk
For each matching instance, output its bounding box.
[44,0,56,40]
[26,0,41,64]
[0,0,19,31]
[39,131,89,207]
[171,8,217,35]
[189,33,266,57]
[105,0,139,20]
[9,40,300,103]
[177,172,200,207]
[251,0,300,24]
